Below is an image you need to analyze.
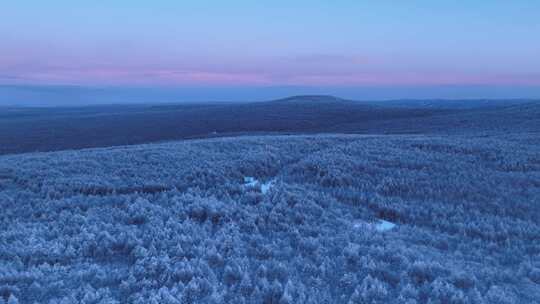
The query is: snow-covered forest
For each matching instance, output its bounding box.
[1,132,538,303]
[2,0,540,302]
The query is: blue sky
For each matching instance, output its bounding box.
[1,1,539,100]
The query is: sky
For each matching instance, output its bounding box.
[1,1,540,101]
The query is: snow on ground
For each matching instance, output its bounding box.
[260,180,274,194]
[243,176,258,187]
[375,220,396,232]
[352,221,366,229]
[243,176,275,194]
[353,219,397,232]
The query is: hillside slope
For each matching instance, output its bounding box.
[1,133,539,303]
[1,96,538,155]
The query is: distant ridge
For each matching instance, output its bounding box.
[274,95,345,101]
[1,97,538,155]
[265,95,355,105]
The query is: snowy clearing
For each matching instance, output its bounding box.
[375,219,396,232]
[243,176,275,194]
[353,219,397,232]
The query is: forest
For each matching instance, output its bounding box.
[1,127,539,302]
[2,0,539,302]
[1,96,537,155]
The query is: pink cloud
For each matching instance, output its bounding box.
[284,73,540,86]
[1,65,539,87]
[0,68,274,86]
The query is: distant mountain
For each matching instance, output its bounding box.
[267,95,353,104]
